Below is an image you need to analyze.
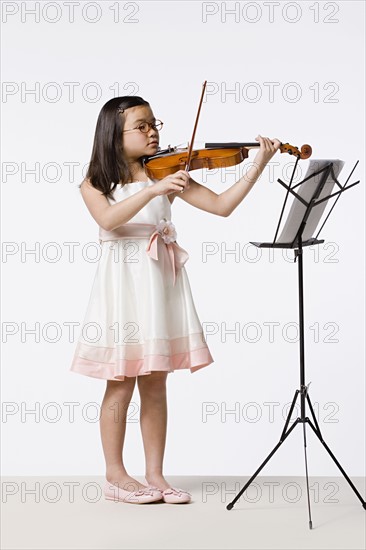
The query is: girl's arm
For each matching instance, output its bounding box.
[176,136,281,217]
[80,180,156,231]
[80,172,189,230]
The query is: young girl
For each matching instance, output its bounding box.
[70,95,280,504]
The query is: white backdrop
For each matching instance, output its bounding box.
[2,1,365,478]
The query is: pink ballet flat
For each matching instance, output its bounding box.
[155,486,192,504]
[104,480,163,504]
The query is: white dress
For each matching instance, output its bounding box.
[70,178,214,381]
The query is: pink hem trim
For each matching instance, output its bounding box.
[70,348,214,381]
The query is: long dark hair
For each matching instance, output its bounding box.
[78,96,150,201]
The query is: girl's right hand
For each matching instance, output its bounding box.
[151,170,191,196]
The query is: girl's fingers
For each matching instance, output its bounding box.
[174,171,190,184]
[171,176,189,190]
[256,135,269,151]
[261,137,271,150]
[263,137,277,151]
[257,136,281,149]
[178,170,189,179]
[255,135,282,158]
[173,175,187,185]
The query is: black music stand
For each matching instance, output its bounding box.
[226,157,366,528]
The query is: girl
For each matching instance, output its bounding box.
[70,95,280,504]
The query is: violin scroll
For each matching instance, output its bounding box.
[280,143,312,160]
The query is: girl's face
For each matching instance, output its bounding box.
[122,105,160,162]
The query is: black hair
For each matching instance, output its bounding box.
[78,96,150,201]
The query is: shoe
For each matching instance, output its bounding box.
[154,486,192,504]
[104,480,163,504]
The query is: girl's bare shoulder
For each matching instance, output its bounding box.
[80,177,98,191]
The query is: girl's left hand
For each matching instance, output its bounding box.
[254,135,281,164]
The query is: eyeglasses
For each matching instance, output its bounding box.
[122,120,164,133]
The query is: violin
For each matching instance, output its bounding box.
[143,80,312,180]
[144,141,312,180]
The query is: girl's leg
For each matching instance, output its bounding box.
[137,371,171,490]
[100,377,148,491]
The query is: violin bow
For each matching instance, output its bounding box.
[185,80,207,172]
[184,80,312,166]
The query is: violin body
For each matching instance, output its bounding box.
[143,142,312,180]
[144,146,250,179]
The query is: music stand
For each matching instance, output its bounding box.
[226,157,366,528]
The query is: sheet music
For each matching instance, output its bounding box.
[276,159,345,244]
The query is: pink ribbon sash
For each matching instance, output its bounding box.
[99,222,189,286]
[146,230,189,286]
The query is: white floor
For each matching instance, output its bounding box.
[1,476,365,549]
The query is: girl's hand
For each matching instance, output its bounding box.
[151,170,191,197]
[254,135,282,165]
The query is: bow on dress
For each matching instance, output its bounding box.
[146,219,189,286]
